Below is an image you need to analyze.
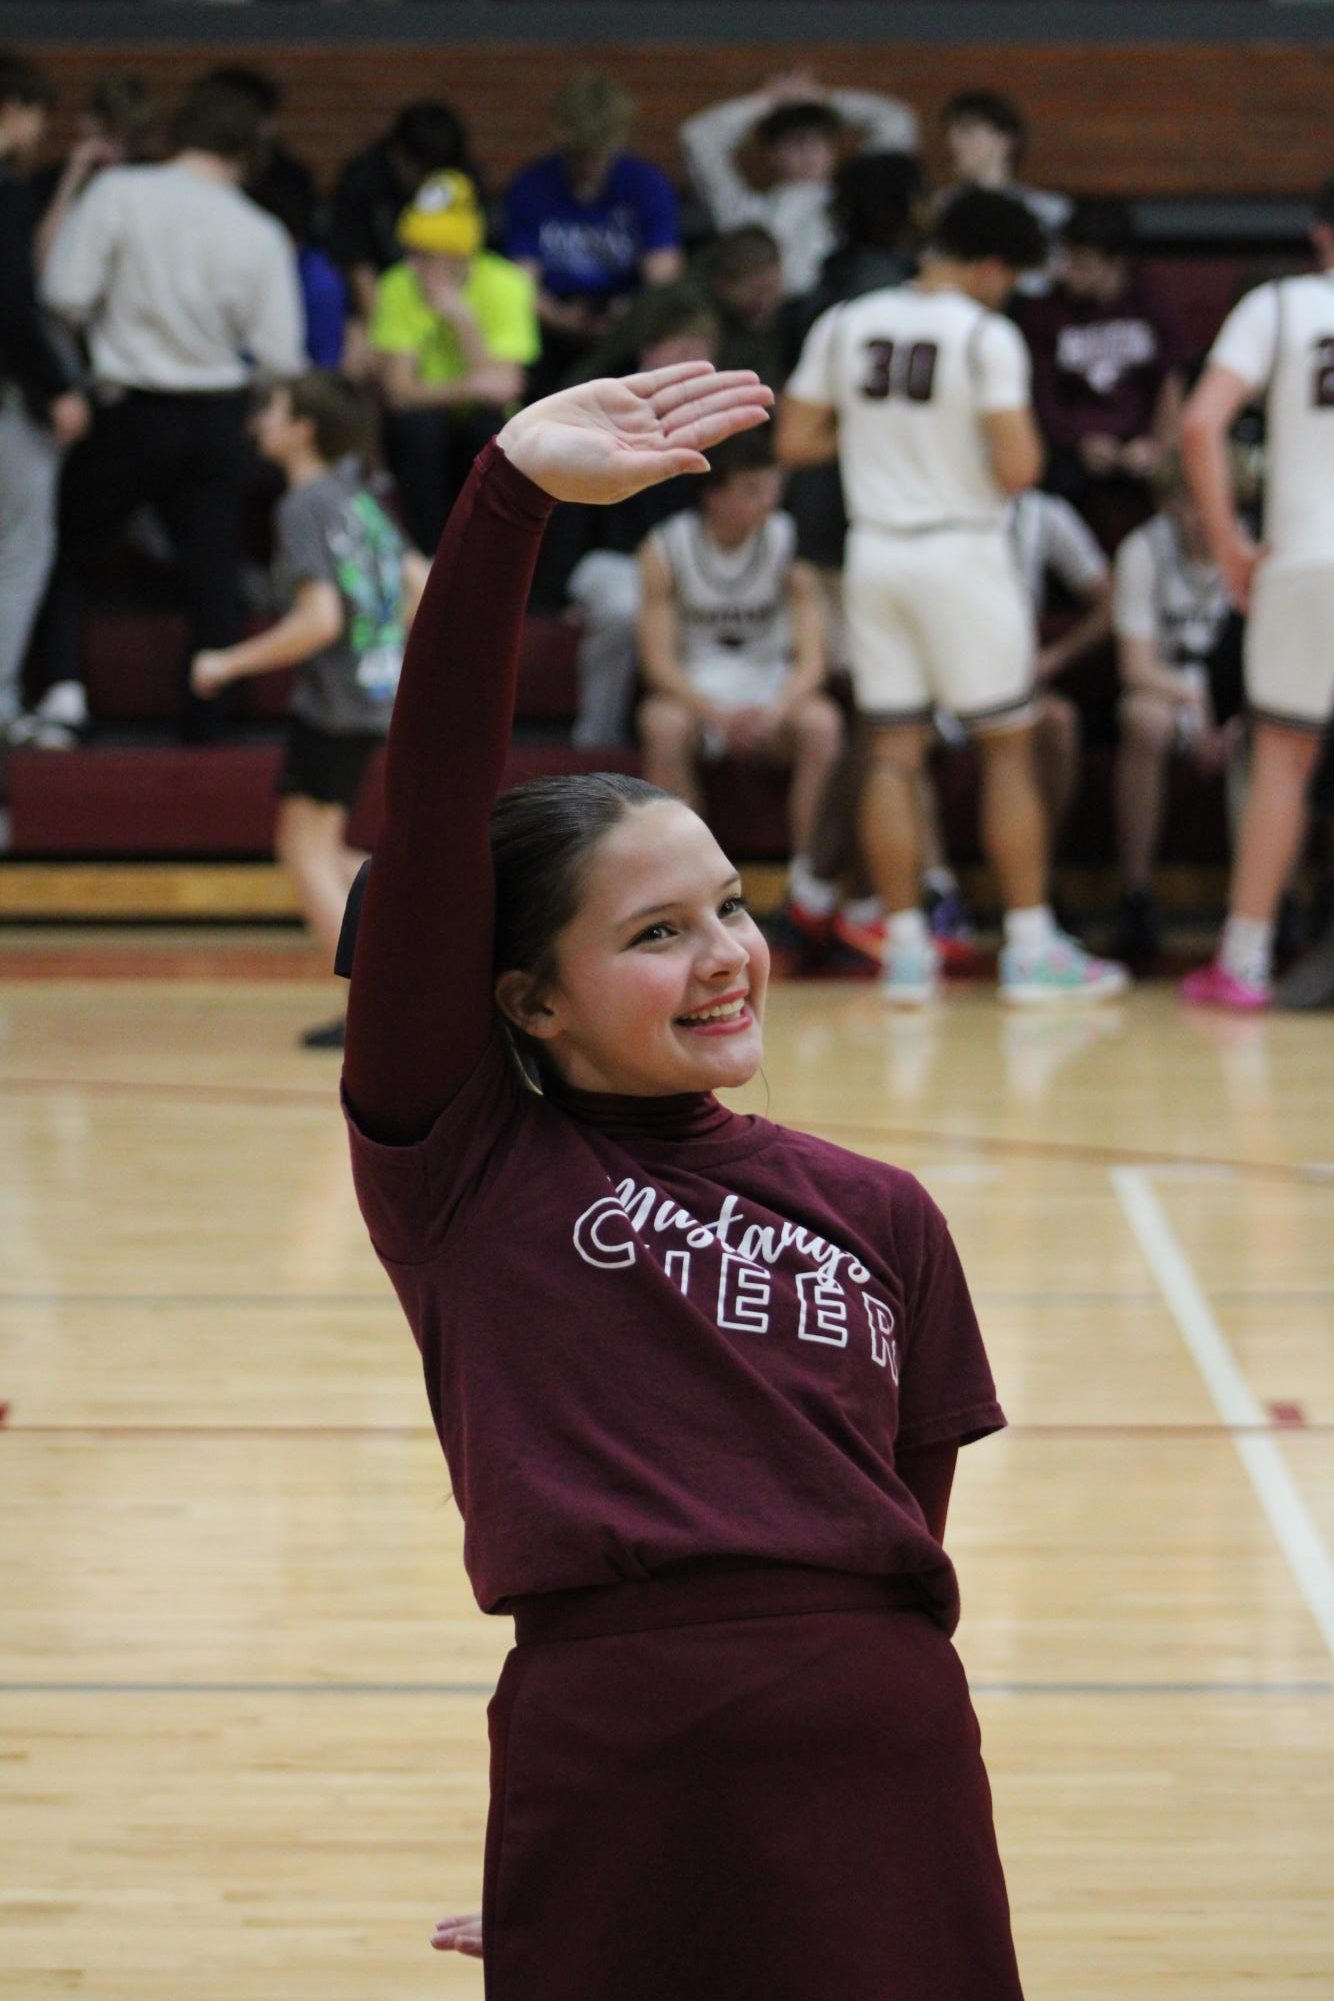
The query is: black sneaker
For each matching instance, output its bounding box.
[1273,923,1334,1009]
[300,1016,346,1049]
[764,900,833,977]
[1111,888,1161,971]
[1273,890,1306,972]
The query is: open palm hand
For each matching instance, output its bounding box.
[496,362,774,505]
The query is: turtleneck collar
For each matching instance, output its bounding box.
[546,1076,739,1142]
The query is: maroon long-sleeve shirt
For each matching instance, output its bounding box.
[341,440,1002,1627]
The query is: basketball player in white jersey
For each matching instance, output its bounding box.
[779,187,1126,1003]
[637,432,845,909]
[1180,180,1334,1009]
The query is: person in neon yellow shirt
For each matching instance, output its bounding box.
[371,171,540,546]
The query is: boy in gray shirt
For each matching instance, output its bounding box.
[191,371,427,1046]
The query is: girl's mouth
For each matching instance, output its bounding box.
[675,993,752,1034]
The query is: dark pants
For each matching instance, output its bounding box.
[381,404,504,554]
[42,387,252,743]
[485,1564,1024,2001]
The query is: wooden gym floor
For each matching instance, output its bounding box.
[1,929,1331,2000]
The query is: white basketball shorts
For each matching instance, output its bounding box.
[843,522,1036,730]
[1245,558,1334,732]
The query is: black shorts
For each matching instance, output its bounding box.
[276,718,383,812]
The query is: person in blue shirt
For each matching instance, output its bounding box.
[503,70,683,395]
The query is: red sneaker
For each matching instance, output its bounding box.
[828,907,885,977]
[1180,962,1270,1011]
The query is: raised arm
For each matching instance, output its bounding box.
[341,363,773,1145]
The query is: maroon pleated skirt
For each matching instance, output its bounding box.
[482,1564,1024,2000]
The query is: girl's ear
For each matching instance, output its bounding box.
[494,969,559,1040]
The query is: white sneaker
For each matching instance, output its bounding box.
[34,680,89,729]
[4,711,79,751]
[999,933,1129,1006]
[880,937,940,1007]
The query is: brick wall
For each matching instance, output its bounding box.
[33,42,1334,197]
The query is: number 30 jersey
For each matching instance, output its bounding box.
[785,282,1032,535]
[1209,273,1334,569]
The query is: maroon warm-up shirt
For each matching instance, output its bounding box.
[341,440,1005,1634]
[1020,273,1186,449]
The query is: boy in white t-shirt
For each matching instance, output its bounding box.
[1180,179,1334,1008]
[1110,457,1237,968]
[779,187,1126,1005]
[636,432,845,923]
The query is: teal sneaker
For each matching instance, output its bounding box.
[999,933,1129,1006]
[880,937,940,1007]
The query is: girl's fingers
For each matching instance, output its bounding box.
[664,401,774,453]
[648,368,766,418]
[659,381,774,433]
[621,359,718,398]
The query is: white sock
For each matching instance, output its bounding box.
[922,866,958,898]
[887,907,930,950]
[1004,904,1058,952]
[841,894,883,926]
[1219,914,1273,988]
[787,854,839,918]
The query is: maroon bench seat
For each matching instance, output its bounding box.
[76,606,582,729]
[3,737,806,861]
[6,736,1228,872]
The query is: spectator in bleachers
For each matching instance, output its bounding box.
[560,287,722,744]
[189,371,428,1050]
[0,52,90,748]
[787,151,922,353]
[369,171,539,552]
[940,90,1069,289]
[503,70,683,397]
[637,431,845,915]
[32,70,161,271]
[259,159,350,371]
[201,65,319,243]
[1018,199,1188,550]
[1110,454,1238,968]
[560,233,784,402]
[680,69,918,297]
[39,74,304,743]
[695,226,789,386]
[330,98,482,324]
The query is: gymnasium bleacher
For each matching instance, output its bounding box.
[2,3,1326,910]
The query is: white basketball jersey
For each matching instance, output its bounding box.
[1008,490,1108,614]
[1113,514,1232,666]
[785,283,1032,533]
[1209,272,1334,567]
[652,509,796,705]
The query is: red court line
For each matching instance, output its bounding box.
[5,1074,1330,1183]
[0,948,323,981]
[810,1118,1332,1187]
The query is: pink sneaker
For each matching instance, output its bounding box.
[1180,962,1270,1011]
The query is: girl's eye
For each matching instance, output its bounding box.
[631,922,676,946]
[720,894,747,918]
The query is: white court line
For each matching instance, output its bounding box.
[1111,1165,1334,1660]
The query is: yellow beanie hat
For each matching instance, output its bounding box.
[397,171,484,257]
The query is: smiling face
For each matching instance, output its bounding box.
[498,800,770,1097]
